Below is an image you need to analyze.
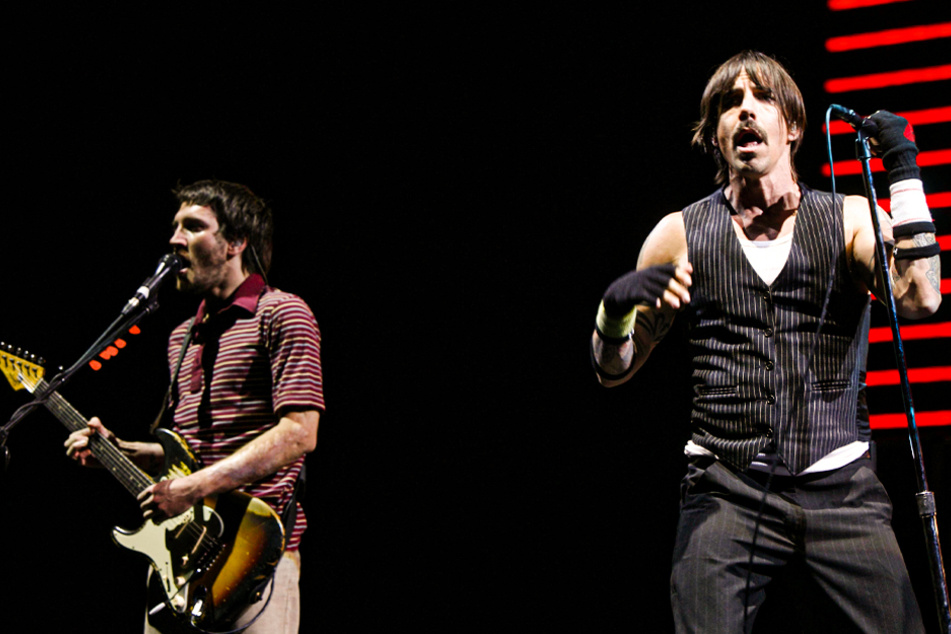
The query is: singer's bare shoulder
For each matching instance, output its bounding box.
[842,194,891,241]
[636,212,689,269]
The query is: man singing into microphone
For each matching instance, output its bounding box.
[591,51,940,631]
[66,179,324,633]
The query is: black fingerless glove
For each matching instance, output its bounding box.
[602,264,677,317]
[868,110,919,184]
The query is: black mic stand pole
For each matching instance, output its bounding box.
[854,128,951,632]
[0,298,160,466]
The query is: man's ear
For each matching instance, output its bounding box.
[788,122,801,143]
[227,238,247,256]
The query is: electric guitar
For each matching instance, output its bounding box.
[1,345,285,631]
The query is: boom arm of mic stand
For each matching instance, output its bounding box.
[854,130,951,631]
[0,298,160,460]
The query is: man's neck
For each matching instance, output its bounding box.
[726,171,801,240]
[204,269,250,312]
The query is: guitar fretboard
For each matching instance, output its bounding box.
[33,377,155,498]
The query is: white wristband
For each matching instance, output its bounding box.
[889,178,933,236]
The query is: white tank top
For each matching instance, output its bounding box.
[735,229,793,286]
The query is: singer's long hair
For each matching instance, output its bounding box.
[692,50,807,185]
[173,179,274,275]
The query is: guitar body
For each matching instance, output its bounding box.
[114,428,285,630]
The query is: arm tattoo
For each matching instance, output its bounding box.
[592,333,634,375]
[592,308,676,380]
[638,309,674,344]
[913,233,942,294]
[889,233,941,294]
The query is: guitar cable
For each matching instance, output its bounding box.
[146,567,276,634]
[186,573,276,634]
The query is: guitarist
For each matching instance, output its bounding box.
[65,179,324,633]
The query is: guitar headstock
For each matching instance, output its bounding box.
[0,343,45,393]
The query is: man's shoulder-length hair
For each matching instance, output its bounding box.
[691,51,807,185]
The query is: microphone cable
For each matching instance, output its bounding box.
[741,106,844,630]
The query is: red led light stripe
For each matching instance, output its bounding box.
[867,366,951,386]
[822,157,882,177]
[826,106,951,135]
[825,64,951,93]
[930,192,951,210]
[825,120,856,135]
[939,235,951,250]
[827,23,951,52]
[871,410,951,429]
[823,149,951,176]
[828,0,911,9]
[869,322,951,343]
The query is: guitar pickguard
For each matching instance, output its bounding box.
[113,504,223,611]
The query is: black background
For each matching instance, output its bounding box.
[2,3,950,631]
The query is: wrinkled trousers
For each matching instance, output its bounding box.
[670,457,923,633]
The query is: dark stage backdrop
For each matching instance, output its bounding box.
[2,3,949,631]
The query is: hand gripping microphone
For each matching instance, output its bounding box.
[829,104,879,136]
[121,253,183,315]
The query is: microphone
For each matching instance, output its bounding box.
[121,253,183,315]
[829,104,878,135]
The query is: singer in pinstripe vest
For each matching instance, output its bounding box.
[592,51,941,632]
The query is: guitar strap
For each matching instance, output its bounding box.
[149,317,196,435]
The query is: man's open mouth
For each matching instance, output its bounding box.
[735,127,764,150]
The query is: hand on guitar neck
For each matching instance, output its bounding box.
[65,419,192,521]
[65,417,164,472]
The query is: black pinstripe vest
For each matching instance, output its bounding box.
[682,185,871,475]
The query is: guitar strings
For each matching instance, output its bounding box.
[34,378,225,574]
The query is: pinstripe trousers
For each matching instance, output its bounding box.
[670,456,923,633]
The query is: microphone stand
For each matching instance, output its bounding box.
[854,128,951,632]
[0,297,160,468]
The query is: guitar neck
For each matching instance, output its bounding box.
[35,378,155,498]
